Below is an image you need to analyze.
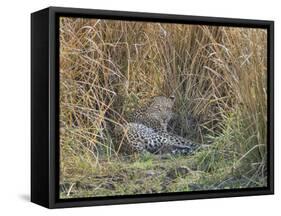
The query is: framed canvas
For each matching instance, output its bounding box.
[31,6,274,208]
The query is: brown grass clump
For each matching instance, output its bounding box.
[59,17,267,197]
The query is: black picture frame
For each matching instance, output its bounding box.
[31,6,274,209]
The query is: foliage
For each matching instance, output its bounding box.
[59,17,267,197]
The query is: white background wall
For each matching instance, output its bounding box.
[0,0,279,215]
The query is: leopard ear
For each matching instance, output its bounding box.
[169,95,175,100]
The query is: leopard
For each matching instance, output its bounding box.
[128,96,175,133]
[119,96,200,155]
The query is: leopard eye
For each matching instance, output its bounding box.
[154,105,161,111]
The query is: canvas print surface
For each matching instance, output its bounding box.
[59,17,268,199]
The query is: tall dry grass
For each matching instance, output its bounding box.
[59,17,267,188]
